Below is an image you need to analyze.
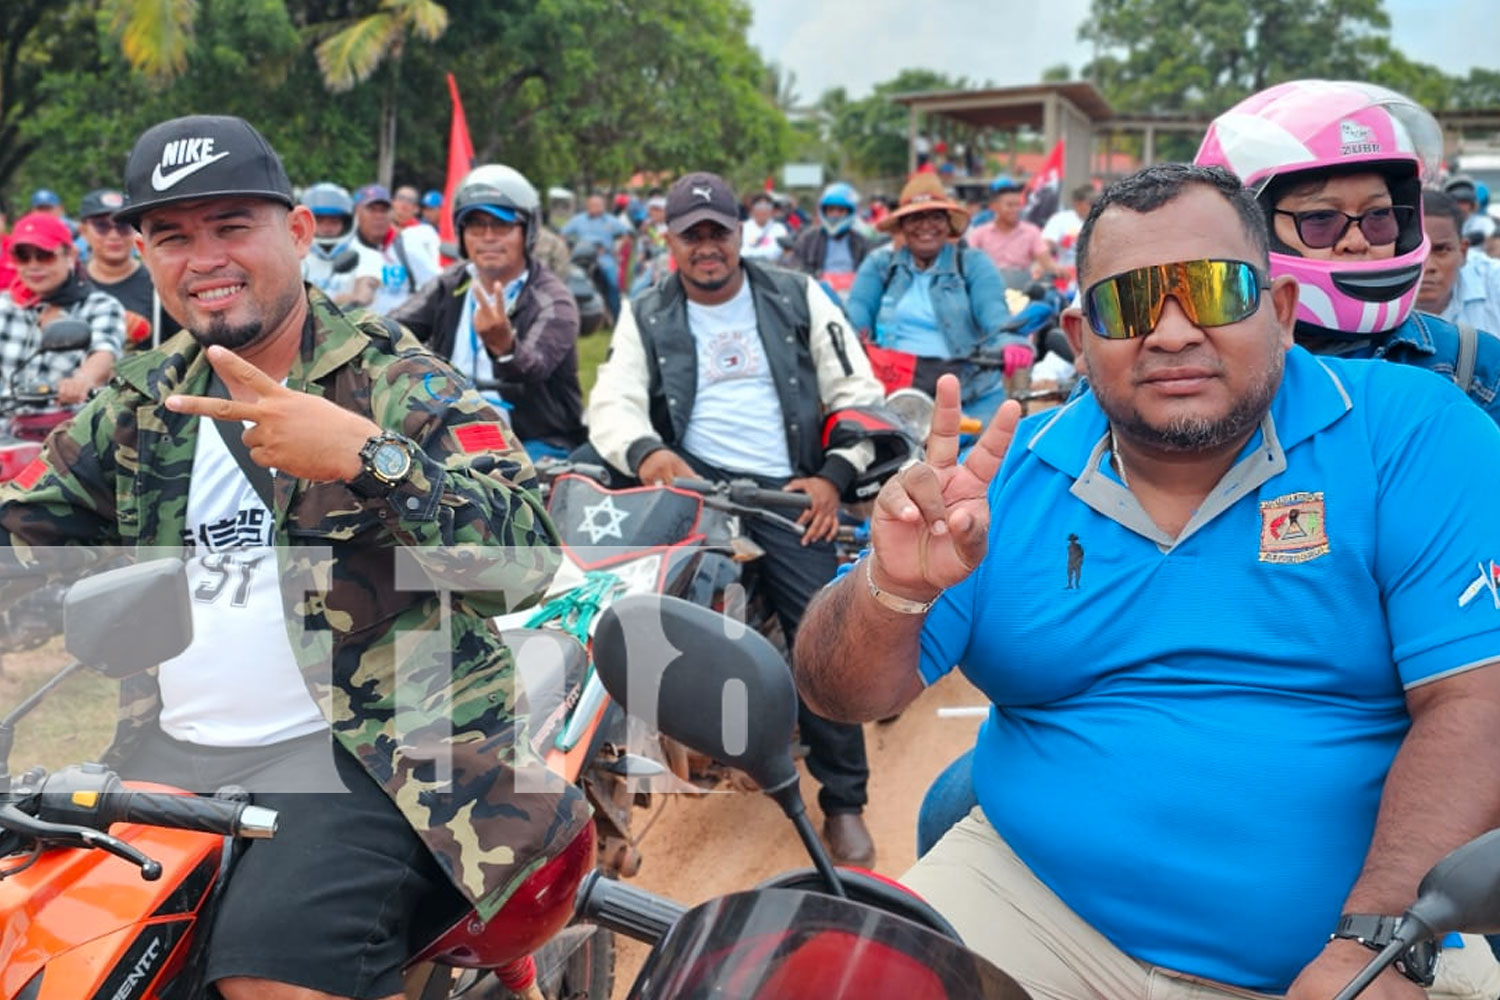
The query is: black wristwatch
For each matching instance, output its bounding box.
[1331,913,1441,987]
[350,432,417,498]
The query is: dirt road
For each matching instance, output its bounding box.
[607,671,986,997]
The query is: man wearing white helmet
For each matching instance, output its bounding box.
[298,182,382,309]
[1195,79,1500,426]
[389,164,586,459]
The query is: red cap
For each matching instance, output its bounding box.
[9,212,72,252]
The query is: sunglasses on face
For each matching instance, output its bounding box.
[464,215,520,235]
[87,217,133,237]
[902,210,950,229]
[1084,258,1269,340]
[10,246,60,265]
[1273,205,1413,249]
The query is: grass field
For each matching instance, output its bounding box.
[0,642,119,775]
[578,326,611,399]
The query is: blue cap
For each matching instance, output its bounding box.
[31,189,61,208]
[457,204,519,225]
[989,175,1025,194]
[353,183,391,207]
[421,190,443,208]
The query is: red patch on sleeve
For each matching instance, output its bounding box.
[453,423,508,453]
[14,458,47,491]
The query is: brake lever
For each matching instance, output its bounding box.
[699,495,807,537]
[0,804,163,880]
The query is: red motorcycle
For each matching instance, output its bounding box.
[0,558,596,1000]
[0,318,91,484]
[574,593,1500,1000]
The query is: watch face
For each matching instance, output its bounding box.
[372,441,412,481]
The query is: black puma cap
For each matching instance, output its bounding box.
[117,115,294,227]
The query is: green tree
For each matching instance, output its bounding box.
[6,0,790,212]
[1452,68,1500,109]
[1080,0,1393,113]
[824,68,964,182]
[313,0,449,188]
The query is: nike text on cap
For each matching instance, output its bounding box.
[116,115,294,227]
[664,172,740,235]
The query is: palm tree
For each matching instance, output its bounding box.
[314,0,449,188]
[103,0,448,188]
[104,0,197,83]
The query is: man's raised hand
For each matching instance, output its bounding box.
[472,279,515,356]
[165,345,381,483]
[868,374,1019,602]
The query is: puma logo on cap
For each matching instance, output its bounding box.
[692,186,713,202]
[150,138,230,192]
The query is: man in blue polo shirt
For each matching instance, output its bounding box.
[795,163,1500,1000]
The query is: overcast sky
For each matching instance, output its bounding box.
[745,0,1495,105]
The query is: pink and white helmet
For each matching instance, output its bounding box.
[1195,80,1442,336]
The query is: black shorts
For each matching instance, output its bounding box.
[118,729,469,997]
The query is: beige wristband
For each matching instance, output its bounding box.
[863,555,938,615]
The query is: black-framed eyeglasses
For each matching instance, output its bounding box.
[901,210,950,229]
[1273,205,1414,250]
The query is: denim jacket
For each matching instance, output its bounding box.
[1376,312,1500,428]
[845,242,1021,358]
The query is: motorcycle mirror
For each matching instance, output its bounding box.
[331,248,360,275]
[1404,829,1500,938]
[38,318,92,353]
[591,594,800,797]
[64,558,193,679]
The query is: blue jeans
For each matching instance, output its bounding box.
[917,747,978,857]
[522,439,571,462]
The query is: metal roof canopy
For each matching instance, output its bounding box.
[890,82,1113,198]
[890,82,1114,131]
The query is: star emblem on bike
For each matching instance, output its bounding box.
[578,495,630,544]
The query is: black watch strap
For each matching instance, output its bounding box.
[1331,913,1440,987]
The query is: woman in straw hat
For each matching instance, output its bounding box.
[844,173,1030,421]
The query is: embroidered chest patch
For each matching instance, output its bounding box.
[1259,491,1329,564]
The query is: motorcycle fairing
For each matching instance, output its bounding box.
[547,476,705,569]
[0,786,230,1000]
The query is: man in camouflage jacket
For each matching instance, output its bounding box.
[0,115,589,999]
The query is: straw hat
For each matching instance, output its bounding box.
[876,172,969,236]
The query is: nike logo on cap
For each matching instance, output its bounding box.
[150,137,230,192]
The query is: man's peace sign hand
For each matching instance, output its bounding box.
[868,374,1019,602]
[472,279,515,356]
[165,345,381,482]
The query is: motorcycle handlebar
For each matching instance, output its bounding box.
[93,791,277,840]
[670,477,813,513]
[575,868,687,945]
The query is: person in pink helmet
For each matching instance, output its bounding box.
[1195,79,1500,426]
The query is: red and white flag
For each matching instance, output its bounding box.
[1023,138,1065,228]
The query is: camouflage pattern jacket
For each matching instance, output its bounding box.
[0,288,591,920]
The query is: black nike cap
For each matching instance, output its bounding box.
[116,115,295,227]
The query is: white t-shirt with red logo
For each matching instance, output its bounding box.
[680,280,793,477]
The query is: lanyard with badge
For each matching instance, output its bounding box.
[459,266,526,411]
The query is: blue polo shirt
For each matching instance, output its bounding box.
[918,346,1500,991]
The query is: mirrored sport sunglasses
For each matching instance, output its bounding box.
[9,245,60,265]
[1272,205,1413,249]
[1084,258,1269,340]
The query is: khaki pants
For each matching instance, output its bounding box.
[902,808,1500,1000]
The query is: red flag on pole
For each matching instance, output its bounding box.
[1022,138,1065,228]
[441,73,476,253]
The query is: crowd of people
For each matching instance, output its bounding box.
[1,73,1499,1000]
